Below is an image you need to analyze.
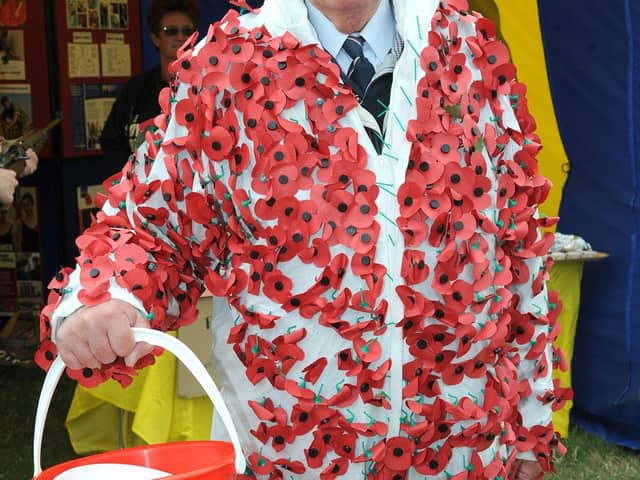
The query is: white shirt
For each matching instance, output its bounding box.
[305,0,395,73]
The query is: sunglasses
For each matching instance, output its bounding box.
[160,25,196,37]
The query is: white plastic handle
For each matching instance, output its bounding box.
[33,328,246,476]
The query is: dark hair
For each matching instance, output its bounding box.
[147,0,200,34]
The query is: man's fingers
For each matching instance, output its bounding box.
[514,460,543,480]
[60,343,100,370]
[54,299,153,370]
[89,334,118,364]
[106,315,138,358]
[58,350,83,371]
[124,342,154,367]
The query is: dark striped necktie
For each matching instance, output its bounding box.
[342,34,375,97]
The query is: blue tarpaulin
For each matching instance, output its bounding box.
[540,0,640,447]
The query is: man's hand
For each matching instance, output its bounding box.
[513,459,543,480]
[21,147,38,177]
[55,299,153,370]
[0,168,18,205]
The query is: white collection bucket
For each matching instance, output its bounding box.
[33,328,246,479]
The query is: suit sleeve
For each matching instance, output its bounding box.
[40,35,237,385]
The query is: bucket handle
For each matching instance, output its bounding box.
[33,327,247,476]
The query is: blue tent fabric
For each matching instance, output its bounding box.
[539,0,640,447]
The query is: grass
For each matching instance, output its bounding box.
[0,366,78,479]
[2,365,639,479]
[554,428,640,480]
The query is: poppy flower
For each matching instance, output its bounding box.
[248,452,275,476]
[444,161,474,197]
[413,442,451,475]
[265,424,294,452]
[77,284,112,306]
[401,249,430,285]
[332,431,357,460]
[279,63,316,101]
[422,191,452,219]
[35,340,57,371]
[302,357,328,384]
[431,260,458,296]
[419,46,444,85]
[395,285,430,319]
[320,457,349,479]
[353,337,382,364]
[322,92,357,125]
[550,379,574,411]
[431,133,461,164]
[397,180,425,218]
[274,458,306,475]
[76,232,112,259]
[67,366,106,388]
[395,211,427,247]
[442,279,473,313]
[441,54,472,103]
[384,436,415,471]
[47,267,72,290]
[305,435,328,468]
[268,162,300,198]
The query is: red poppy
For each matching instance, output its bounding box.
[47,267,72,290]
[441,54,472,103]
[397,179,425,218]
[442,279,474,313]
[431,133,460,164]
[320,457,349,479]
[34,340,57,371]
[304,434,328,468]
[279,63,316,102]
[67,366,105,388]
[302,357,328,384]
[413,442,451,475]
[384,436,415,471]
[273,458,306,475]
[419,45,444,85]
[353,337,381,364]
[248,452,274,476]
[322,92,357,125]
[420,186,451,218]
[77,284,112,307]
[400,249,430,285]
[397,211,429,246]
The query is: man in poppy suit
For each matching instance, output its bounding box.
[40,1,565,478]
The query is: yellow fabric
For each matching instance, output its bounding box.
[65,339,213,454]
[547,261,584,438]
[494,0,569,220]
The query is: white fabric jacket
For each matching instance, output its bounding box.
[45,1,560,478]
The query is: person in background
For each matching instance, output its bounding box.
[99,0,199,172]
[15,190,38,252]
[42,1,566,479]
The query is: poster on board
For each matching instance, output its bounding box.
[0,0,27,27]
[0,83,31,140]
[0,29,25,80]
[0,186,42,367]
[69,82,119,150]
[67,0,128,29]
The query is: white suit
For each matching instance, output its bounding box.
[43,0,561,478]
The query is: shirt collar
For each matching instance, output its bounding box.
[305,0,395,62]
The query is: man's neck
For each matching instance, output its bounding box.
[309,0,382,33]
